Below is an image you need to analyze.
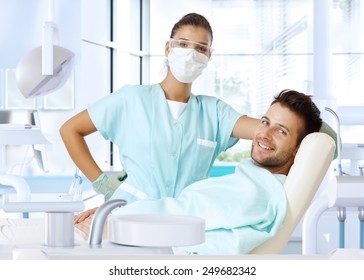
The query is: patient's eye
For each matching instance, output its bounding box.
[261,119,269,126]
[278,128,287,136]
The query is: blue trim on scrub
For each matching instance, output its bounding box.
[209,165,236,177]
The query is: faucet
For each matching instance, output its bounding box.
[88,199,127,247]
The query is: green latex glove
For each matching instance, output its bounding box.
[319,121,338,159]
[92,171,127,201]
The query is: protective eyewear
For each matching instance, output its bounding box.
[169,39,213,56]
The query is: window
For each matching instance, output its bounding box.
[112,0,145,88]
[332,0,364,107]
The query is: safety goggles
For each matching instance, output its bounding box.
[169,39,214,56]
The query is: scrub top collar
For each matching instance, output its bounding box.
[156,83,195,122]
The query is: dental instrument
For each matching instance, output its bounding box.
[359,207,364,249]
[59,168,83,201]
[337,207,346,248]
[360,162,364,250]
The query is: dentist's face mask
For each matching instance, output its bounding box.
[167,39,211,83]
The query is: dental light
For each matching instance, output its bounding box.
[15,0,74,98]
[15,45,74,98]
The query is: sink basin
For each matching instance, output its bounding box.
[108,214,205,247]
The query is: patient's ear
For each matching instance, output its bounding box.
[293,144,300,157]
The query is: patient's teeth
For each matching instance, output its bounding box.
[259,142,272,150]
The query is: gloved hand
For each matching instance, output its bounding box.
[92,171,127,201]
[320,121,338,159]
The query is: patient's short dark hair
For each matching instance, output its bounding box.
[272,89,322,143]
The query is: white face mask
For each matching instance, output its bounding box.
[167,48,209,83]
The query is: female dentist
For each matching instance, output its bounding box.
[60,13,260,222]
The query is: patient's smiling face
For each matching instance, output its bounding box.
[251,102,303,175]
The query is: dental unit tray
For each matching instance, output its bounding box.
[3,197,84,248]
[2,199,84,212]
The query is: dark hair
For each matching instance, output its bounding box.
[271,89,322,143]
[170,13,213,43]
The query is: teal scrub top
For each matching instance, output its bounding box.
[113,159,287,255]
[88,84,242,203]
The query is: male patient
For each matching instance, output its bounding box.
[0,89,323,254]
[74,89,323,254]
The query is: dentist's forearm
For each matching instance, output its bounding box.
[60,110,103,182]
[62,132,102,182]
[231,116,260,140]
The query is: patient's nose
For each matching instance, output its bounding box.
[260,126,273,140]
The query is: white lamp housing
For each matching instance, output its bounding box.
[15,45,74,98]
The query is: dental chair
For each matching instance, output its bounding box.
[250,132,336,254]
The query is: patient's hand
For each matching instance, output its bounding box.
[74,214,108,240]
[74,207,98,224]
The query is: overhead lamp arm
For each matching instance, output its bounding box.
[42,22,58,75]
[42,0,58,75]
